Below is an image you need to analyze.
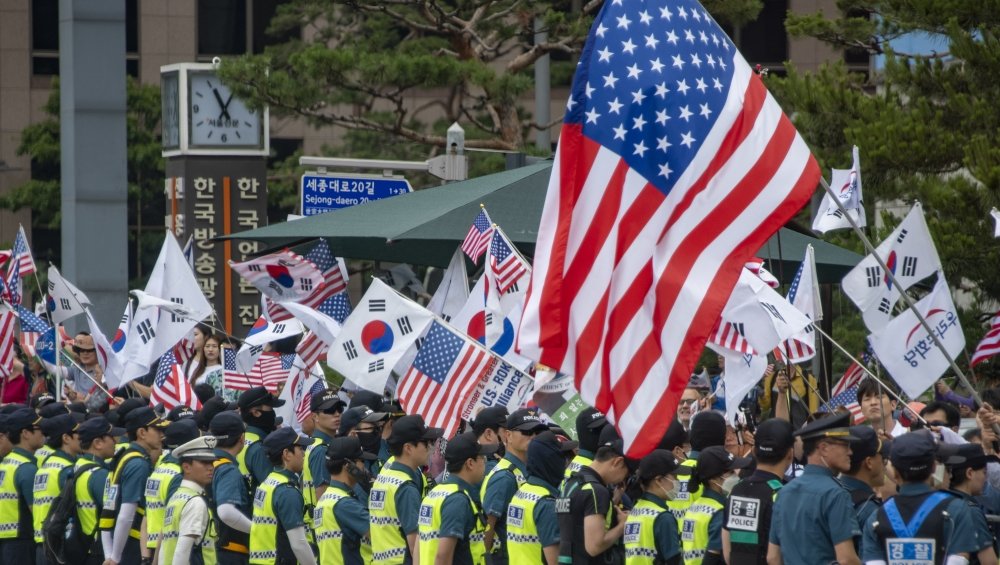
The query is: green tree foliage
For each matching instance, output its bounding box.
[219,0,764,154]
[768,1,1000,383]
[1,78,165,287]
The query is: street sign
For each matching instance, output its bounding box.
[300,172,412,216]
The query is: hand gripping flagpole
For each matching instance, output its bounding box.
[819,178,986,407]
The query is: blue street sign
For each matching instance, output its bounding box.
[300,172,412,216]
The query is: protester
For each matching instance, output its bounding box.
[722,418,795,565]
[507,431,577,565]
[159,435,219,565]
[417,432,495,565]
[249,427,316,565]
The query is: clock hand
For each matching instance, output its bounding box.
[211,88,229,121]
[221,92,234,122]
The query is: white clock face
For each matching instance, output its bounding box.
[188,72,263,148]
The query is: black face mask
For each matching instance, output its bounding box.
[357,431,381,455]
[247,409,277,433]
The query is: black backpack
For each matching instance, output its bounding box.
[43,462,99,564]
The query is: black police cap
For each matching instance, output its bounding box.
[77,418,125,444]
[238,386,286,410]
[444,432,498,463]
[327,436,377,462]
[209,411,246,441]
[388,415,444,445]
[794,412,860,442]
[164,418,201,449]
[262,427,311,459]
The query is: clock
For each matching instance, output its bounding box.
[160,63,269,156]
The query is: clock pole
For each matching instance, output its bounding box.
[161,62,270,336]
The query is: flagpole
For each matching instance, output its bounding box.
[55,324,62,402]
[60,350,113,398]
[819,178,984,406]
[812,324,927,425]
[23,226,45,309]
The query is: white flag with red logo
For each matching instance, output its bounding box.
[842,203,942,332]
[775,245,820,363]
[868,278,964,399]
[230,249,324,303]
[813,146,866,234]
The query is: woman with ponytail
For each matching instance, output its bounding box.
[680,446,752,565]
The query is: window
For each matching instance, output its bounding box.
[198,0,298,58]
[32,0,139,77]
[737,0,789,65]
[253,0,299,54]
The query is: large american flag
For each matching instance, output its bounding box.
[149,349,201,411]
[397,321,493,437]
[488,228,529,294]
[462,208,494,263]
[971,311,1000,367]
[517,0,820,456]
[16,305,49,358]
[267,239,347,322]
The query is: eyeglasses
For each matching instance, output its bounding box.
[518,428,544,436]
[74,347,96,353]
[679,398,698,406]
[320,408,343,415]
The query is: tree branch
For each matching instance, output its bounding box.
[506,41,575,73]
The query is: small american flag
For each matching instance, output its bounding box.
[972,311,1000,367]
[709,320,754,355]
[488,228,528,294]
[294,373,327,423]
[16,305,49,358]
[397,321,493,437]
[318,290,353,324]
[223,347,259,391]
[268,240,348,322]
[10,226,35,277]
[252,352,297,394]
[461,209,494,263]
[0,310,17,378]
[149,349,201,411]
[831,362,866,397]
[829,384,864,424]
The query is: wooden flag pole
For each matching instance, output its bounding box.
[819,178,984,406]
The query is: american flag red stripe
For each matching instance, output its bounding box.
[252,352,294,394]
[462,209,494,263]
[831,361,866,397]
[489,229,529,294]
[0,310,17,378]
[971,312,1000,367]
[710,320,755,355]
[397,322,493,437]
[149,362,201,411]
[517,0,819,457]
[773,338,814,364]
[10,226,34,277]
[267,240,347,322]
[296,331,328,371]
[19,332,39,358]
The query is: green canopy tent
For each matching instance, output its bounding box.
[223,162,861,283]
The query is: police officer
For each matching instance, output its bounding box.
[565,407,608,479]
[314,436,377,565]
[945,443,998,563]
[0,408,44,562]
[370,415,442,565]
[472,406,509,475]
[75,418,123,565]
[159,435,219,565]
[248,427,316,565]
[482,409,547,562]
[721,418,794,565]
[0,414,13,460]
[768,412,861,565]
[507,431,577,565]
[558,425,634,564]
[863,430,983,563]
[210,411,252,565]
[668,411,727,522]
[418,432,496,565]
[681,446,750,565]
[338,406,389,481]
[839,425,889,540]
[147,419,201,558]
[100,407,168,565]
[237,386,284,488]
[34,402,70,466]
[624,449,685,565]
[303,391,347,537]
[33,413,81,564]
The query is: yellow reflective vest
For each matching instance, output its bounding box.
[0,450,33,540]
[625,495,675,565]
[32,449,75,542]
[680,494,725,565]
[418,481,487,565]
[249,469,300,564]
[667,457,700,524]
[315,482,373,565]
[237,428,262,484]
[74,456,105,539]
[98,448,149,540]
[161,483,218,565]
[506,481,557,564]
[144,455,182,549]
[370,465,419,565]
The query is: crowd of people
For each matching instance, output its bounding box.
[0,323,999,565]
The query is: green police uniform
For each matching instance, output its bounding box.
[145,454,182,550]
[370,464,422,565]
[314,481,372,565]
[625,492,680,565]
[506,478,559,564]
[237,427,263,484]
[161,482,218,565]
[417,478,487,565]
[32,449,75,542]
[667,457,700,523]
[563,450,594,481]
[0,449,34,541]
[681,491,725,565]
[73,454,107,560]
[249,468,304,565]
